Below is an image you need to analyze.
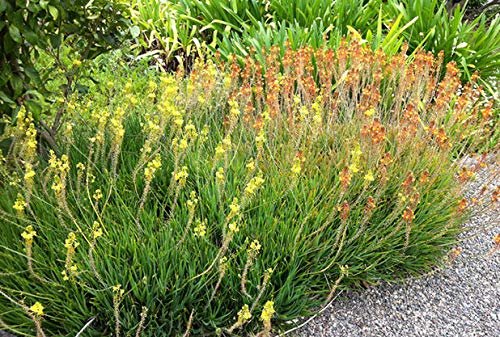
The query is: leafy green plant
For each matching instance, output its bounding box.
[384,0,500,80]
[0,44,493,336]
[0,0,130,119]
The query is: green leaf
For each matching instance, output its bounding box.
[8,24,22,43]
[130,25,141,38]
[0,0,7,13]
[48,5,59,20]
[0,90,15,104]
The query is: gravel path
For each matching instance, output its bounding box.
[296,160,500,337]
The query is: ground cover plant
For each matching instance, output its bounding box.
[0,42,496,336]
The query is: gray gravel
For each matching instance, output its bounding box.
[296,160,500,337]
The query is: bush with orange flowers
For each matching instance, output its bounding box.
[0,44,497,336]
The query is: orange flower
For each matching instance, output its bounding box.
[364,196,376,215]
[339,167,352,191]
[419,170,430,184]
[339,201,350,221]
[494,234,500,246]
[458,167,474,183]
[457,198,467,213]
[402,207,415,223]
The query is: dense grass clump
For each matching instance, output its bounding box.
[0,44,495,336]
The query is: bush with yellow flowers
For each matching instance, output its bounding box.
[0,43,497,336]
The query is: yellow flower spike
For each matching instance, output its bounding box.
[64,232,79,250]
[216,167,225,183]
[348,163,360,174]
[237,304,252,324]
[30,302,44,317]
[215,144,226,159]
[187,191,198,214]
[179,138,188,151]
[173,166,189,186]
[228,198,240,220]
[255,130,266,147]
[61,270,69,281]
[340,265,349,276]
[364,108,376,117]
[260,300,275,323]
[92,221,103,239]
[24,163,36,180]
[112,284,121,292]
[291,157,302,175]
[93,189,103,202]
[21,225,37,244]
[246,159,256,172]
[244,175,265,197]
[144,154,162,181]
[228,222,239,233]
[193,219,207,238]
[364,170,375,183]
[13,193,26,213]
[249,240,261,254]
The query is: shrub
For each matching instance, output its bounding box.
[0,43,494,336]
[0,0,129,118]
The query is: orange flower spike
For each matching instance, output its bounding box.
[458,167,474,183]
[339,201,350,221]
[402,172,415,194]
[364,196,376,215]
[419,170,430,184]
[339,167,352,191]
[458,198,467,213]
[402,207,415,223]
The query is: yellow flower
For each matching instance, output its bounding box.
[244,175,265,197]
[193,219,207,238]
[340,265,349,276]
[249,240,261,254]
[112,284,122,292]
[348,163,360,174]
[13,193,26,213]
[173,166,189,186]
[64,232,79,250]
[291,157,302,175]
[260,301,275,323]
[30,302,44,316]
[24,163,36,180]
[93,189,103,201]
[215,144,225,158]
[144,154,162,181]
[246,159,256,172]
[255,130,266,146]
[21,225,37,244]
[228,222,239,233]
[364,108,375,117]
[187,191,199,215]
[364,170,375,183]
[216,167,225,183]
[228,198,240,219]
[237,304,252,324]
[92,221,103,239]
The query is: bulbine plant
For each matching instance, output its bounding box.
[0,43,497,336]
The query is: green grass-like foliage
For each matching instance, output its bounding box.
[128,0,499,81]
[0,43,493,336]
